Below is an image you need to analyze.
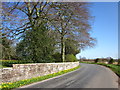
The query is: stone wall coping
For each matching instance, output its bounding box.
[0,68,12,70]
[13,62,79,65]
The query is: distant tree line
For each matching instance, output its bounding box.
[1,2,96,63]
[80,57,120,65]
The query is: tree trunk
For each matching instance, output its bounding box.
[61,36,65,62]
[118,59,120,65]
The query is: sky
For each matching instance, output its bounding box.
[76,2,118,59]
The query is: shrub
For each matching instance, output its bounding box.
[108,58,114,64]
[52,53,62,62]
[0,60,18,67]
[65,54,77,62]
[94,58,99,63]
[0,60,31,67]
[118,59,120,65]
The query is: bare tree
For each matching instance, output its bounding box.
[1,2,54,39]
[48,2,96,62]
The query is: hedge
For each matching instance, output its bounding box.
[0,60,31,67]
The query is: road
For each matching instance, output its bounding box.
[18,63,119,89]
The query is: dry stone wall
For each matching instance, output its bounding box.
[0,62,79,83]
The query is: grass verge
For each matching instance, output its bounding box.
[0,65,80,90]
[96,63,120,76]
[80,62,120,76]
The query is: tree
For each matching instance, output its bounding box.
[16,22,55,63]
[2,2,57,62]
[2,2,55,39]
[118,59,120,65]
[52,52,61,62]
[1,33,16,60]
[65,38,80,56]
[2,2,96,62]
[108,57,114,64]
[49,2,96,62]
[94,58,99,63]
[65,54,77,62]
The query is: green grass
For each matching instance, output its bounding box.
[0,65,80,90]
[80,62,120,76]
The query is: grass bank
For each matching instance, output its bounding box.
[0,65,80,90]
[96,63,120,76]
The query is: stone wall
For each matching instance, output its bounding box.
[0,62,79,83]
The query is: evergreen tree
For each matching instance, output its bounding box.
[65,38,80,56]
[16,23,55,63]
[1,34,16,60]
